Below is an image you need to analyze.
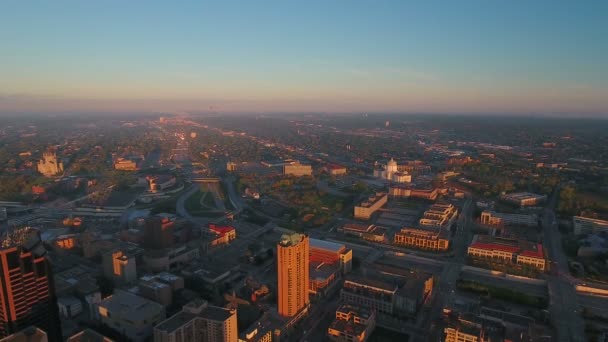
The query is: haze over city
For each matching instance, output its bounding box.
[1,1,607,115]
[1,2,608,342]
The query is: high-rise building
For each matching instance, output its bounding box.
[277,232,309,317]
[154,299,237,342]
[143,217,175,250]
[0,228,61,341]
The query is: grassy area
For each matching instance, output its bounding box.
[457,279,548,309]
[243,208,269,225]
[150,198,177,214]
[186,190,215,211]
[185,191,204,212]
[201,191,215,207]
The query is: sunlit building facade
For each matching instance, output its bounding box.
[0,228,61,340]
[277,232,309,317]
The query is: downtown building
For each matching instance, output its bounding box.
[143,216,175,250]
[308,239,352,298]
[572,216,608,235]
[500,192,546,207]
[394,226,450,252]
[419,203,459,230]
[354,192,388,220]
[340,267,433,318]
[99,290,166,342]
[0,228,61,340]
[327,304,376,342]
[479,210,538,227]
[154,299,237,342]
[277,232,309,318]
[467,235,546,271]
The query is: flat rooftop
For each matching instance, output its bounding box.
[470,235,544,258]
[100,291,164,320]
[155,311,197,333]
[309,238,345,253]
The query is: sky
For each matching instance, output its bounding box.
[1,1,607,115]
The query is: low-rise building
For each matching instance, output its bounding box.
[327,304,376,342]
[283,162,312,177]
[389,186,439,200]
[67,329,114,342]
[373,263,434,316]
[394,226,450,251]
[341,276,397,315]
[341,269,433,318]
[468,235,546,271]
[354,192,388,220]
[480,210,538,227]
[147,175,176,192]
[573,216,608,235]
[226,162,237,172]
[143,245,199,273]
[340,223,387,243]
[501,192,546,207]
[98,291,166,342]
[310,238,353,274]
[391,172,412,183]
[102,249,137,285]
[327,164,347,176]
[309,261,341,297]
[202,224,237,247]
[154,299,237,342]
[419,203,458,230]
[443,312,505,342]
[437,171,459,182]
[37,151,63,177]
[0,327,48,342]
[114,157,140,171]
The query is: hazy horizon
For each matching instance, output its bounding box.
[1,1,607,116]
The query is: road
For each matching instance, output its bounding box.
[223,175,245,214]
[543,186,586,342]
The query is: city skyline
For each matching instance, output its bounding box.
[1,1,607,116]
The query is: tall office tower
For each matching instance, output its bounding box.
[0,227,61,340]
[277,232,309,317]
[143,217,174,250]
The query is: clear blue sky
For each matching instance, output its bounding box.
[1,1,607,115]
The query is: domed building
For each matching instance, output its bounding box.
[373,158,412,183]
